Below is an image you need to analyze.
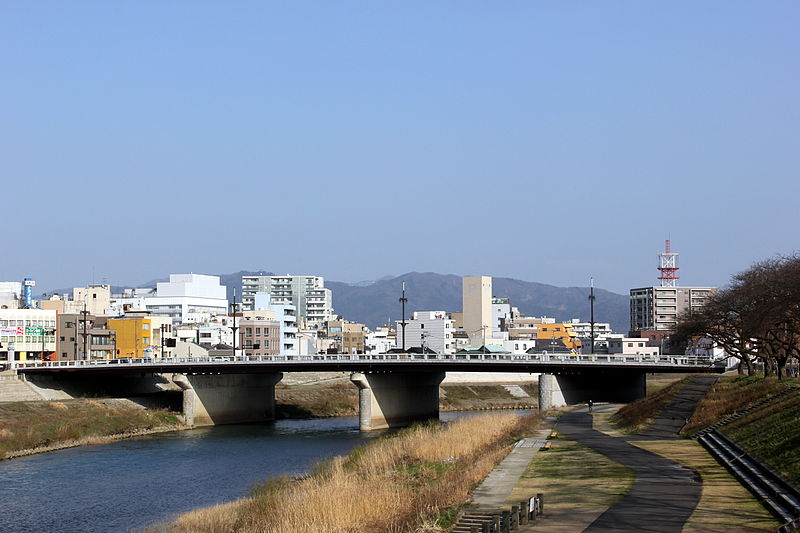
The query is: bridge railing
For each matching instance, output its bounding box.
[8,351,724,370]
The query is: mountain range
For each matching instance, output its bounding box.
[42,270,630,333]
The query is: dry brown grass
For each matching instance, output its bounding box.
[682,374,798,436]
[153,413,542,533]
[0,400,183,459]
[611,377,690,433]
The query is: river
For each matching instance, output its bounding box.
[0,411,521,533]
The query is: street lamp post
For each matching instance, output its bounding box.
[399,281,408,352]
[589,277,596,355]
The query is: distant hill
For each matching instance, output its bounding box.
[328,272,629,333]
[39,270,630,333]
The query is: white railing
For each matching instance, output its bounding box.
[8,352,723,370]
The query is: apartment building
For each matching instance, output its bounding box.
[629,286,717,332]
[241,275,332,328]
[395,311,455,354]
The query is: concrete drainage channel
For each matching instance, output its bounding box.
[696,430,800,532]
[451,495,543,533]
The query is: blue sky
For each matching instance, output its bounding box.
[2,2,798,293]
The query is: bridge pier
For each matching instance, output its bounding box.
[173,373,283,427]
[538,371,646,410]
[350,371,445,431]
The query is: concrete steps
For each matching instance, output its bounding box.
[0,376,45,402]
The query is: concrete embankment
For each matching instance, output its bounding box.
[275,372,538,418]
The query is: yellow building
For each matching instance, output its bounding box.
[107,317,153,358]
[536,323,582,351]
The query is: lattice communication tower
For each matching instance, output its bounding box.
[657,239,679,287]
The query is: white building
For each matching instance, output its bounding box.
[607,335,660,357]
[0,309,57,361]
[491,297,512,332]
[396,311,455,354]
[366,326,395,354]
[111,274,229,325]
[565,319,613,352]
[0,282,22,309]
[241,275,332,329]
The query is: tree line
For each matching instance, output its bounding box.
[673,254,800,379]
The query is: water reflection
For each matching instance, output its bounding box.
[0,411,529,533]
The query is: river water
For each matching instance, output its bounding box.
[0,412,519,533]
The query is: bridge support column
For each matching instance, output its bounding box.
[538,371,646,411]
[350,371,445,431]
[173,373,283,427]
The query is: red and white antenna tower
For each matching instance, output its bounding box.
[658,239,679,287]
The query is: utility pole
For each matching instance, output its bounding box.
[230,288,240,357]
[80,303,90,361]
[399,281,407,352]
[589,277,596,355]
[161,324,167,359]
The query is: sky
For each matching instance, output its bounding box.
[2,2,798,294]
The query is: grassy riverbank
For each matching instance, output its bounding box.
[275,381,538,418]
[0,399,184,460]
[609,376,690,433]
[152,412,544,533]
[681,374,800,485]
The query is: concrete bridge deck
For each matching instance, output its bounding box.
[8,352,724,430]
[11,352,724,375]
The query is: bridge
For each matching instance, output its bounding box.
[11,352,724,430]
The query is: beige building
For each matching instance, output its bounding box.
[239,317,280,356]
[462,276,492,348]
[40,285,112,316]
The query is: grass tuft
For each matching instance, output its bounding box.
[150,412,546,533]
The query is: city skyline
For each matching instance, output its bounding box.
[2,2,798,293]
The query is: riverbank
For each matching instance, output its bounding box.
[151,411,546,533]
[682,374,800,485]
[275,380,538,418]
[0,399,186,461]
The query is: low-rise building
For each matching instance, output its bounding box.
[107,313,173,358]
[536,322,581,351]
[607,335,660,357]
[0,309,57,361]
[239,315,281,357]
[56,313,115,361]
[0,282,22,309]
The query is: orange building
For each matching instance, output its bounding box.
[535,323,582,351]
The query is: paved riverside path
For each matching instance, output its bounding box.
[470,427,551,507]
[558,408,702,532]
[638,374,719,439]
